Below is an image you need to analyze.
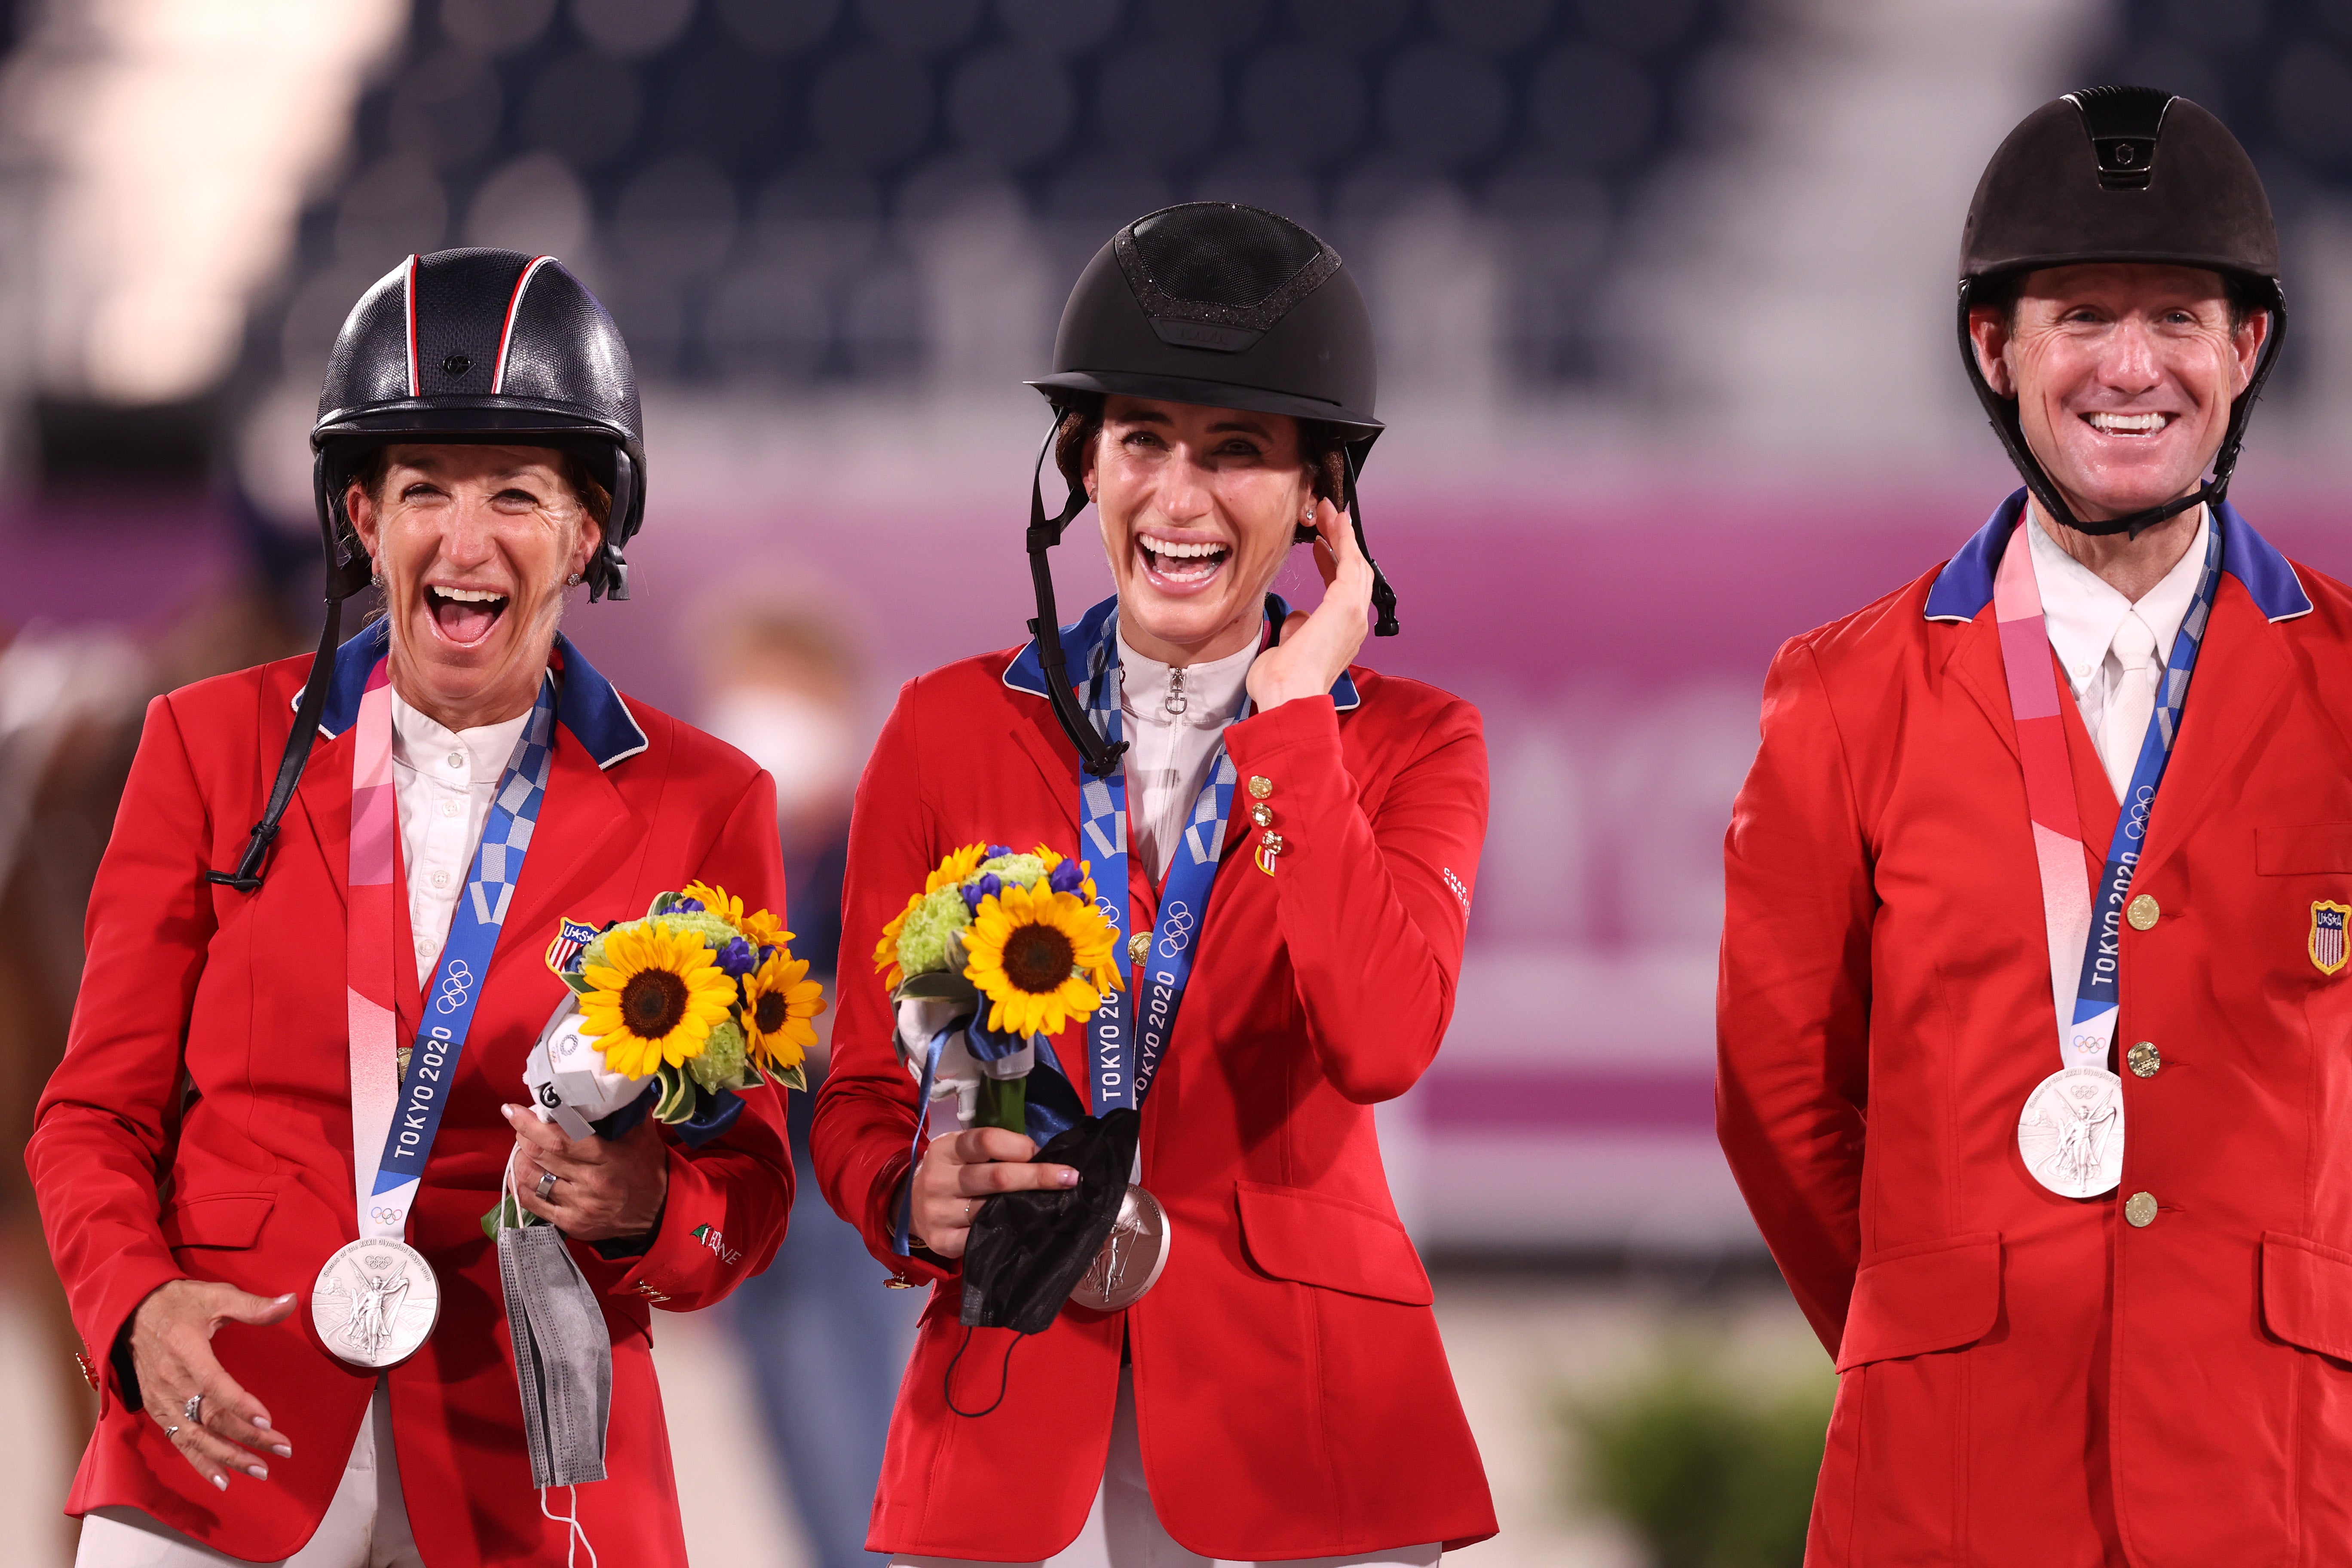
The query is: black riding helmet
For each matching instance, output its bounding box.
[1021,202,1390,777]
[208,249,643,890]
[1958,88,2285,539]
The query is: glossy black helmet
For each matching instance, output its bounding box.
[313,248,644,603]
[1957,88,2285,537]
[1020,205,1392,776]
[208,250,643,893]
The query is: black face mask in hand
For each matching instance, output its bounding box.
[959,1108,1139,1336]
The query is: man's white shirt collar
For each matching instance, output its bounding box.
[2025,505,2208,698]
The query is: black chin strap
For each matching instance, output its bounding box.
[1957,278,2288,539]
[1342,445,1399,637]
[1026,416,1127,779]
[206,459,374,892]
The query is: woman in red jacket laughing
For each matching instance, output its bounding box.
[31,250,791,1568]
[814,203,1496,1567]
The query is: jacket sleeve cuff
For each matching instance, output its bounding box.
[572,1148,735,1306]
[868,1157,958,1288]
[1225,691,1341,772]
[93,1259,188,1414]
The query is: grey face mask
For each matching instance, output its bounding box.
[496,1218,611,1489]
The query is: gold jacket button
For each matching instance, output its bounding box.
[1250,803,1274,828]
[2125,1191,2159,1228]
[2127,1041,2161,1078]
[1247,775,1273,799]
[2126,894,2160,931]
[884,1275,916,1289]
[1127,931,1150,965]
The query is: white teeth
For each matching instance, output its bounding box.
[1142,536,1227,560]
[2087,411,2168,435]
[435,587,506,603]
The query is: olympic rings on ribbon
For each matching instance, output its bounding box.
[433,959,475,1014]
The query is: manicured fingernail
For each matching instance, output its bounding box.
[247,1464,267,1479]
[500,1104,518,1120]
[252,1415,272,1430]
[272,1294,296,1305]
[212,1474,228,1491]
[271,1444,292,1458]
[1059,1170,1080,1187]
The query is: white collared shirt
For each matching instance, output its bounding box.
[2024,505,2209,801]
[1116,631,1256,884]
[389,690,530,984]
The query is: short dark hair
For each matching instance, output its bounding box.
[348,442,612,529]
[1971,266,2267,329]
[1049,391,1350,506]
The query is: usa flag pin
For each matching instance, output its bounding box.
[2311,901,2349,976]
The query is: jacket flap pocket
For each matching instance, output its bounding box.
[161,1193,274,1251]
[1835,1232,2002,1372]
[2261,1233,2352,1360]
[1236,1182,1433,1306]
[2257,824,2352,876]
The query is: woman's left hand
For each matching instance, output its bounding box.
[1245,496,1374,712]
[502,1103,670,1243]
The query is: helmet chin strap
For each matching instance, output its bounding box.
[1955,278,2288,542]
[1025,415,1127,779]
[206,453,379,891]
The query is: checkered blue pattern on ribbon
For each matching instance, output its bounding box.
[2070,520,2222,1026]
[372,674,559,1197]
[1069,596,1249,1113]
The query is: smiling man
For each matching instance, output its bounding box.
[1718,91,2352,1565]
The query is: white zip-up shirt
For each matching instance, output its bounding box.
[1115,631,1256,884]
[2025,506,2208,801]
[389,690,530,984]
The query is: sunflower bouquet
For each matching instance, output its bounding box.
[876,843,1121,1135]
[486,881,825,1234]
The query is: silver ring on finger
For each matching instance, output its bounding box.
[184,1393,204,1428]
[536,1170,560,1201]
[162,1422,180,1438]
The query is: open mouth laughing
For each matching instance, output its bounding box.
[1136,532,1231,594]
[423,584,508,647]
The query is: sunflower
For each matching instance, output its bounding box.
[874,842,990,985]
[744,949,827,1074]
[962,881,1122,1038]
[679,880,744,922]
[578,919,738,1078]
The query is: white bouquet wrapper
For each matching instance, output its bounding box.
[894,998,1035,1136]
[524,997,645,1140]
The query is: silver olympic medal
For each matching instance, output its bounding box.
[312,1238,440,1368]
[2017,1066,2126,1199]
[1069,1185,1172,1312]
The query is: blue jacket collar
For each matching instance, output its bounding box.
[1924,488,2312,625]
[1001,594,1363,712]
[302,619,649,769]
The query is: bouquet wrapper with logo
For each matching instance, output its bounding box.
[876,845,1128,1332]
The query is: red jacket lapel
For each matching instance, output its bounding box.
[2135,577,2295,887]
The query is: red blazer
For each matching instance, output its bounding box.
[812,613,1498,1562]
[28,628,792,1566]
[1719,495,2352,1566]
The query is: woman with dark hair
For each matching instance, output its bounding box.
[815,204,1498,1567]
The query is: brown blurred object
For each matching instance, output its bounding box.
[0,584,308,1559]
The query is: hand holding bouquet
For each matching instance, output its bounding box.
[486,880,824,1234]
[876,844,1121,1136]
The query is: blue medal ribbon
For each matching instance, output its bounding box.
[368,676,559,1217]
[2062,519,2220,1044]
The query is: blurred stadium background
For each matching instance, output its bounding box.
[0,0,2344,1564]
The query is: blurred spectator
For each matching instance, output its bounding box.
[697,594,919,1568]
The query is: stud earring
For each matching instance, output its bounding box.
[565,571,582,586]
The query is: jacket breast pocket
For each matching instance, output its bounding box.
[1834,1231,2002,1371]
[160,1192,274,1251]
[1235,1182,1433,1305]
[2257,824,2352,876]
